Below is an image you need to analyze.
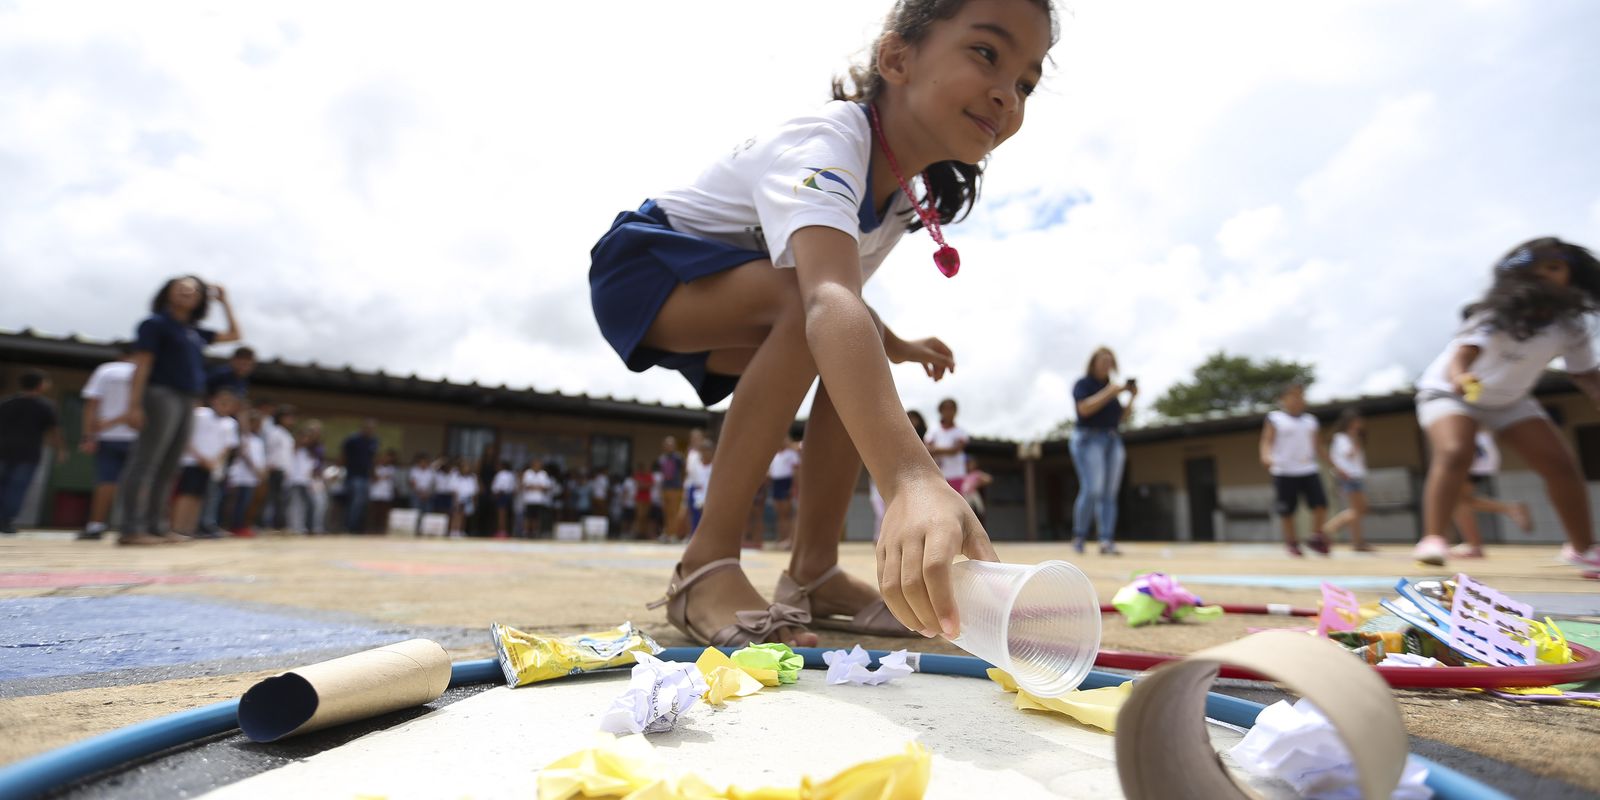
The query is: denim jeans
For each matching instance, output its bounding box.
[228,485,256,530]
[345,476,370,533]
[1069,427,1125,544]
[0,460,39,527]
[201,479,225,532]
[286,484,312,533]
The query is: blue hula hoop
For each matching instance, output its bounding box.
[0,647,1509,800]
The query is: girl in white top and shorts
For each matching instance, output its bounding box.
[1412,237,1600,570]
[1322,409,1375,552]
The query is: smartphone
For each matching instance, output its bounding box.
[1125,378,1137,392]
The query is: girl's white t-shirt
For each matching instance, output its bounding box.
[432,469,456,495]
[924,425,969,481]
[288,447,317,486]
[410,466,435,496]
[521,469,554,505]
[181,407,238,468]
[654,101,910,279]
[768,448,801,481]
[1329,432,1367,479]
[81,361,138,442]
[228,434,266,487]
[1418,312,1599,407]
[1266,410,1319,477]
[686,451,711,492]
[1470,431,1501,476]
[453,472,478,501]
[370,465,396,501]
[492,469,517,494]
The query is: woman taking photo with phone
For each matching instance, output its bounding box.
[1070,346,1135,555]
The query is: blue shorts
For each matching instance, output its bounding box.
[95,440,133,484]
[770,477,794,502]
[589,200,768,406]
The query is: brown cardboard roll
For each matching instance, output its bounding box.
[237,639,451,743]
[1115,630,1408,800]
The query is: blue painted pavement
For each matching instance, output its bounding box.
[1178,574,1407,591]
[0,596,395,682]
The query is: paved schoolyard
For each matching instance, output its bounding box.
[2,532,1597,796]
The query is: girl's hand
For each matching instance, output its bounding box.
[876,477,998,638]
[125,408,145,430]
[210,284,228,302]
[889,336,956,381]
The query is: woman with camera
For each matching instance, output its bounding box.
[1070,346,1136,555]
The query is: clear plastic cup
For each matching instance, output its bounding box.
[948,559,1101,697]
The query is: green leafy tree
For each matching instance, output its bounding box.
[1152,352,1316,418]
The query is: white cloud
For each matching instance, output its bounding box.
[2,0,1599,438]
[1216,206,1285,263]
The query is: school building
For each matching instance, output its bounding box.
[4,328,1598,545]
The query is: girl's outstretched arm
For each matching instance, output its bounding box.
[790,225,997,639]
[1446,344,1482,392]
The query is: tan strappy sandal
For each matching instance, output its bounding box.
[647,558,812,647]
[775,565,916,637]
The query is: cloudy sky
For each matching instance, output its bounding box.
[2,0,1597,438]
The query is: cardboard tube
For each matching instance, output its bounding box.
[1115,630,1407,800]
[237,639,451,743]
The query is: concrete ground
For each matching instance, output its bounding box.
[2,531,1597,797]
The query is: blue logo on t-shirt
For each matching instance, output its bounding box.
[797,167,860,206]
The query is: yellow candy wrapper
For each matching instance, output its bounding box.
[988,668,1131,733]
[493,621,663,688]
[1523,617,1574,665]
[537,733,930,800]
[695,648,767,705]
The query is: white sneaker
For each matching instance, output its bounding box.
[1413,535,1449,566]
[1559,543,1600,570]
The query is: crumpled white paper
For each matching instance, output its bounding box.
[599,652,709,735]
[1377,653,1445,668]
[1230,699,1432,800]
[822,645,914,686]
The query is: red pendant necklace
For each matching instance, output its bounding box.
[868,104,960,278]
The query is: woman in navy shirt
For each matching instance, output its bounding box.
[1070,347,1136,555]
[118,277,241,545]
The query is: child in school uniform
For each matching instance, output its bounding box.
[226,410,266,538]
[1259,383,1331,557]
[587,0,1053,644]
[1321,408,1375,552]
[450,457,477,537]
[1412,238,1600,569]
[491,460,517,538]
[173,388,240,537]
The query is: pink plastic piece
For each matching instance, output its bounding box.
[1449,573,1535,667]
[1316,582,1361,638]
[1136,572,1204,618]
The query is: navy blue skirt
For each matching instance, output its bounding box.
[589,200,768,406]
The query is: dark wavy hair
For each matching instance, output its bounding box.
[1332,407,1365,443]
[1464,237,1600,341]
[832,0,1058,231]
[150,275,210,322]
